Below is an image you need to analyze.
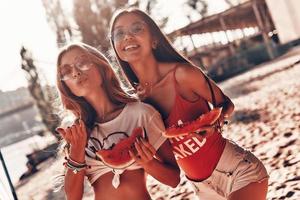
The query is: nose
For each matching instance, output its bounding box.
[123,31,134,41]
[72,67,82,78]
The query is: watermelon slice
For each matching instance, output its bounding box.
[163,108,222,138]
[96,127,146,169]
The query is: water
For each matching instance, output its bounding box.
[0,155,14,200]
[0,134,57,188]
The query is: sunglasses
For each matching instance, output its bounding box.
[111,21,146,42]
[59,55,93,81]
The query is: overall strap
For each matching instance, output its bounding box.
[172,64,181,91]
[204,74,216,109]
[204,74,224,133]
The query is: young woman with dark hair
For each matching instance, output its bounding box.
[109,8,269,200]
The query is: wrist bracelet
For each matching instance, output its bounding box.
[63,156,87,174]
[65,161,86,174]
[65,156,86,167]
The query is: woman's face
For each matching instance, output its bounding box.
[59,48,103,97]
[112,13,155,63]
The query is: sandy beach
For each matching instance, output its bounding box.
[14,48,300,200]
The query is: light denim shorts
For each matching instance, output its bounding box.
[189,139,269,200]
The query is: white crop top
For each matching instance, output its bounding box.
[85,102,166,188]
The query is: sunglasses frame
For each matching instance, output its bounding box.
[111,21,147,42]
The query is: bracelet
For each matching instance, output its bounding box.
[65,156,86,167]
[63,157,88,174]
[64,161,86,174]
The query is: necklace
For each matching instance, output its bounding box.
[136,82,154,99]
[142,82,153,94]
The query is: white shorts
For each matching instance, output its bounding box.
[189,139,269,200]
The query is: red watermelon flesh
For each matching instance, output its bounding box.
[163,107,222,138]
[96,127,145,169]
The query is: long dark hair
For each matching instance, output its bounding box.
[109,7,192,86]
[56,42,137,129]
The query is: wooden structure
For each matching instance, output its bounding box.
[168,0,276,71]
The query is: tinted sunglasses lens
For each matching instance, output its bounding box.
[131,23,144,34]
[76,62,92,71]
[59,64,72,81]
[112,29,125,42]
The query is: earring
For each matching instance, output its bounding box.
[152,41,157,49]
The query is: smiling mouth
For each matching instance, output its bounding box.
[123,44,140,51]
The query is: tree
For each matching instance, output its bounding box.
[42,0,129,52]
[20,47,60,140]
[224,0,234,7]
[42,0,74,47]
[185,0,208,22]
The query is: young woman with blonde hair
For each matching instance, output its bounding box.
[55,42,179,200]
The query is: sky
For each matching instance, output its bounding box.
[0,0,229,92]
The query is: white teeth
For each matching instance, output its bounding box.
[124,44,138,51]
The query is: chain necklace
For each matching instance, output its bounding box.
[136,82,154,100]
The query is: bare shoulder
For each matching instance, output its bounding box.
[159,62,178,76]
[174,63,206,86]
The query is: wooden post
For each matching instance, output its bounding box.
[219,16,235,54]
[0,150,18,200]
[209,33,216,47]
[252,0,275,59]
[189,34,198,54]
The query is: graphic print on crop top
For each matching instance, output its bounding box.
[85,130,131,160]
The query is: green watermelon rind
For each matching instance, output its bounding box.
[163,107,223,138]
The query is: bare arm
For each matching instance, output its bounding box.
[56,120,88,200]
[64,147,85,200]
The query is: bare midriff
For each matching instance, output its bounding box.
[93,169,151,200]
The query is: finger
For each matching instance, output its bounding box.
[134,140,147,159]
[140,139,156,156]
[79,119,84,128]
[75,123,83,139]
[138,142,153,159]
[129,150,139,162]
[71,124,79,145]
[56,127,66,138]
[195,129,208,136]
[79,119,87,136]
[65,127,73,144]
[192,127,214,138]
[196,125,214,133]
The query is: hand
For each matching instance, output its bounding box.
[219,114,229,127]
[187,124,217,139]
[56,119,88,159]
[129,138,156,167]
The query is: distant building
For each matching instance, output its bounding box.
[0,88,43,147]
[168,0,300,81]
[266,0,300,44]
[0,88,33,114]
